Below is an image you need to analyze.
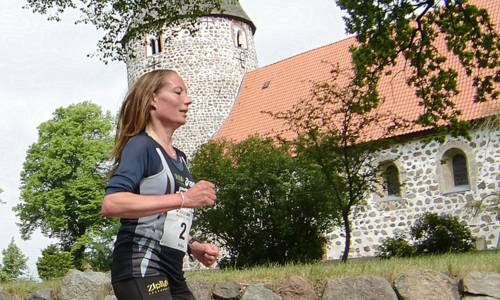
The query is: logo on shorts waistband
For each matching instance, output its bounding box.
[147,279,168,295]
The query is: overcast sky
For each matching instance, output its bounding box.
[0,0,347,279]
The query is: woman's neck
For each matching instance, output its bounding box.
[145,125,177,159]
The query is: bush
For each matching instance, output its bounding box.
[377,212,476,259]
[377,234,415,259]
[411,212,476,254]
[190,137,337,268]
[37,245,73,280]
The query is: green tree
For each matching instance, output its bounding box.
[190,137,337,268]
[0,238,28,282]
[270,65,409,262]
[14,102,115,270]
[336,0,499,136]
[23,0,222,62]
[36,244,73,280]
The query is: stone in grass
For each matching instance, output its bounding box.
[27,288,53,300]
[213,281,242,300]
[394,269,460,300]
[278,275,318,300]
[461,272,500,299]
[322,275,397,300]
[241,284,282,300]
[0,288,14,300]
[188,280,211,300]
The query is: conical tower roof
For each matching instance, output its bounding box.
[208,0,256,33]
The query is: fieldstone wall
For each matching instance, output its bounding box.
[13,269,500,300]
[126,16,257,157]
[327,126,500,259]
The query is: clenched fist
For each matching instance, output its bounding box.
[182,180,216,208]
[191,241,219,267]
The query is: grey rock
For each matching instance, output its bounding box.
[462,296,499,300]
[188,280,211,300]
[213,281,241,299]
[104,295,117,300]
[322,275,398,300]
[394,269,460,300]
[0,288,13,300]
[27,288,53,300]
[59,269,112,300]
[278,276,317,300]
[462,272,500,299]
[241,284,282,300]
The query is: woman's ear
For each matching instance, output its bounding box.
[151,94,158,110]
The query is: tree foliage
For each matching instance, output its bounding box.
[23,0,221,62]
[269,65,409,262]
[14,102,115,269]
[36,245,73,281]
[190,137,337,268]
[0,238,28,282]
[336,0,499,136]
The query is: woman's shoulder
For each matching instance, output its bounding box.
[123,132,155,153]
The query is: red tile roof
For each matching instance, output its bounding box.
[215,0,499,142]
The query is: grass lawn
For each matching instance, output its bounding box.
[185,250,500,286]
[1,250,499,298]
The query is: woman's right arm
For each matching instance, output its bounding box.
[101,192,183,219]
[101,180,216,219]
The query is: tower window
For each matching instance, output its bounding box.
[146,34,163,56]
[234,28,247,49]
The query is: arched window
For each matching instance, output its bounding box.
[145,34,163,56]
[438,147,472,193]
[384,165,401,197]
[234,27,247,49]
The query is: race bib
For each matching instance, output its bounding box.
[160,207,194,252]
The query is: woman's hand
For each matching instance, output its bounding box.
[182,180,216,208]
[190,241,219,267]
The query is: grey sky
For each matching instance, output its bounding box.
[0,0,346,279]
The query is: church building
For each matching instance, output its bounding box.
[125,0,499,259]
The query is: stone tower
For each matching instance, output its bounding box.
[125,1,257,157]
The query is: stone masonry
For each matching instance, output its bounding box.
[126,15,257,158]
[327,126,500,259]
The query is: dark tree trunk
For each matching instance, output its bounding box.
[341,210,350,262]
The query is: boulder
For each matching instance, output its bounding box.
[213,281,242,299]
[278,276,317,300]
[27,288,53,300]
[322,275,398,300]
[188,280,211,300]
[462,272,500,299]
[394,269,460,300]
[58,269,112,300]
[0,288,13,300]
[241,284,282,300]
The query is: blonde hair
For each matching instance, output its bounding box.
[111,69,177,171]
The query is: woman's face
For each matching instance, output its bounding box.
[151,72,192,129]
